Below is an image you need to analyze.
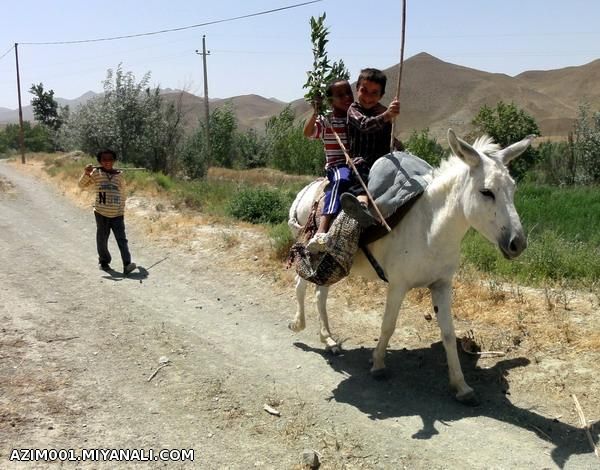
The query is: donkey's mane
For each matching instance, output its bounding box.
[430,134,501,194]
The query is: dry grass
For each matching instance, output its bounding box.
[208,166,314,188]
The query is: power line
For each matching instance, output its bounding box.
[20,0,321,46]
[0,44,14,61]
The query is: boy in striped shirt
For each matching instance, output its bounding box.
[303,79,354,252]
[79,149,136,275]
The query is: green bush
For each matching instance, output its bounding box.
[228,187,289,224]
[404,128,446,167]
[269,221,295,260]
[0,121,54,153]
[154,172,175,190]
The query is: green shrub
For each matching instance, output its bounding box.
[154,172,174,190]
[269,221,295,260]
[228,187,288,224]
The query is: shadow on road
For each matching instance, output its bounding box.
[101,265,149,282]
[294,341,598,468]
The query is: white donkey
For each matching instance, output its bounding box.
[288,129,534,404]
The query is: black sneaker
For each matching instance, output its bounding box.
[99,263,112,272]
[123,262,137,275]
[340,193,377,228]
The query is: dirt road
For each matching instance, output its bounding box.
[0,160,597,469]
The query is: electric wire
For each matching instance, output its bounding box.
[19,0,321,46]
[0,45,14,61]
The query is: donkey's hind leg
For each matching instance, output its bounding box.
[288,275,308,332]
[315,285,340,354]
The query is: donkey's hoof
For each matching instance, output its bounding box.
[288,321,305,333]
[456,390,480,406]
[370,367,389,380]
[326,344,342,355]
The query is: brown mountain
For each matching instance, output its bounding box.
[377,52,587,140]
[290,52,595,141]
[3,53,599,140]
[159,92,287,132]
[516,59,600,109]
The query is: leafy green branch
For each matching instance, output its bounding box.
[303,13,350,115]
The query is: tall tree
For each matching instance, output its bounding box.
[61,64,186,173]
[29,83,64,131]
[573,102,600,184]
[472,101,540,180]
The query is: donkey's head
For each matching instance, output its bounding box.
[447,129,534,259]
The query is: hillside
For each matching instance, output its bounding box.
[3,53,600,139]
[379,53,581,140]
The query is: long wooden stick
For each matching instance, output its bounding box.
[390,0,407,153]
[324,117,391,232]
[94,166,148,171]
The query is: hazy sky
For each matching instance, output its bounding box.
[1,0,599,109]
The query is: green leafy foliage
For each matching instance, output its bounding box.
[208,103,237,168]
[269,221,296,261]
[234,128,266,169]
[573,102,600,183]
[529,140,573,185]
[180,129,209,179]
[227,187,289,224]
[472,101,540,180]
[303,13,350,114]
[60,64,185,173]
[29,83,66,132]
[404,128,446,166]
[0,121,53,153]
[264,105,324,175]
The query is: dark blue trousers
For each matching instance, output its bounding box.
[94,212,132,267]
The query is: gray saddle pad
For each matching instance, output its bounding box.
[368,151,433,219]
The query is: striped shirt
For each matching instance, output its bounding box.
[310,114,348,169]
[78,169,126,218]
[347,102,393,168]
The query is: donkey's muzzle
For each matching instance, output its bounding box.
[500,232,527,259]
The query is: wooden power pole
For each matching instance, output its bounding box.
[14,43,26,164]
[195,35,211,161]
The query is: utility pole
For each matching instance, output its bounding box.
[14,43,25,164]
[195,35,211,162]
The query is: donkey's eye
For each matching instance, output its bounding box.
[480,189,496,201]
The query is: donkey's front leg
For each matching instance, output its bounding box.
[288,275,308,332]
[371,286,407,377]
[430,280,478,405]
[315,285,339,353]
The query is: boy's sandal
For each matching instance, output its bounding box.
[340,193,377,228]
[306,233,329,254]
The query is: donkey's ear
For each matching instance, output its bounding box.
[497,134,536,165]
[447,129,480,168]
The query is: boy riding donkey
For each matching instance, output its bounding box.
[289,68,405,285]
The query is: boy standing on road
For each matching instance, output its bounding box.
[78,149,136,275]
